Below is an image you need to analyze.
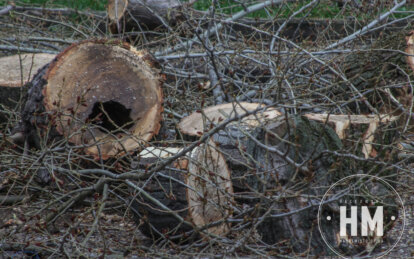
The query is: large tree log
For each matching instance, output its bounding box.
[130,140,233,242]
[107,0,187,33]
[21,39,163,159]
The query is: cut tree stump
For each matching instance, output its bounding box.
[107,0,188,33]
[172,103,400,254]
[21,39,163,159]
[0,53,55,111]
[130,140,233,241]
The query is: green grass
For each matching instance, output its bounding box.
[1,0,106,10]
[193,0,342,19]
[2,0,413,19]
[193,0,414,19]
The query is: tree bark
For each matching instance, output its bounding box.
[107,0,186,33]
[218,114,398,254]
[21,39,163,159]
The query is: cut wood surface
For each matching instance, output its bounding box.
[406,31,414,73]
[0,53,55,87]
[187,140,233,236]
[139,146,183,158]
[305,113,398,158]
[131,140,233,239]
[22,39,163,159]
[107,0,184,32]
[178,102,282,137]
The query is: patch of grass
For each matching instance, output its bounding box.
[3,0,414,19]
[194,0,414,19]
[194,0,344,19]
[6,0,106,10]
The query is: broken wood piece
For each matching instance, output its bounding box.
[139,146,183,159]
[22,39,163,159]
[131,140,233,239]
[178,102,282,137]
[304,113,398,158]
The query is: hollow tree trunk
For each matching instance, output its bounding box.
[0,53,55,120]
[21,39,163,159]
[107,0,186,33]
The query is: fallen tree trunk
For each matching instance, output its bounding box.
[107,0,188,33]
[21,39,163,159]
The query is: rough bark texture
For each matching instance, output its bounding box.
[107,0,184,33]
[130,167,195,241]
[21,39,163,159]
[213,114,398,255]
[0,85,24,122]
[214,115,343,252]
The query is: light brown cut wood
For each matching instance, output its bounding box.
[305,113,398,158]
[0,53,55,87]
[186,140,233,236]
[178,102,282,137]
[24,40,163,159]
[139,146,183,158]
[406,31,414,73]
